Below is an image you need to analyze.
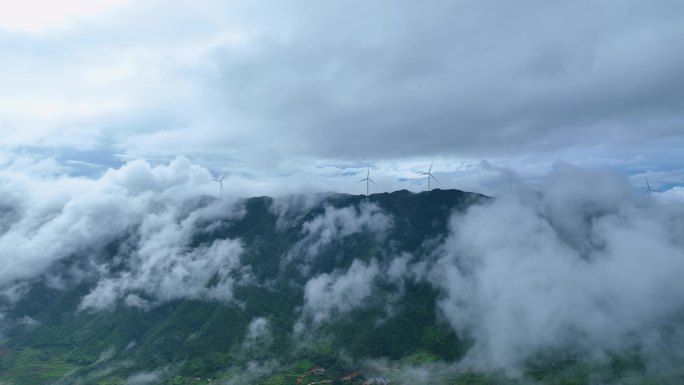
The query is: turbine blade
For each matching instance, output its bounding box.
[220,172,229,181]
[369,178,376,185]
[358,179,366,183]
[430,174,438,182]
[429,161,433,172]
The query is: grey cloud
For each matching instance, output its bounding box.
[657,186,684,202]
[387,253,412,285]
[194,0,684,161]
[126,369,167,385]
[287,202,392,269]
[429,163,684,369]
[5,0,681,172]
[243,317,271,348]
[17,315,40,327]
[384,252,430,301]
[300,203,391,256]
[301,258,380,326]
[269,193,333,229]
[80,238,244,310]
[0,157,249,309]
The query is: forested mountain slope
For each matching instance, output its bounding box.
[1,186,683,385]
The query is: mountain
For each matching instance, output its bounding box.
[0,189,681,384]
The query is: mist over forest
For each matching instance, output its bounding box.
[1,158,683,384]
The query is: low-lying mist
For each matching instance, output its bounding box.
[430,163,684,370]
[1,158,684,382]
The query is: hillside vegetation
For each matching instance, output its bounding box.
[1,189,682,384]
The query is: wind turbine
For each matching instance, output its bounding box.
[419,162,437,191]
[503,165,513,193]
[358,166,376,197]
[496,165,517,193]
[645,177,654,199]
[212,172,229,199]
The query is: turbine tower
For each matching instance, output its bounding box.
[420,162,437,191]
[497,165,517,193]
[358,166,376,197]
[504,165,513,193]
[212,172,229,199]
[645,177,653,199]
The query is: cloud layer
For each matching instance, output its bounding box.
[302,259,379,325]
[0,157,247,308]
[430,163,684,369]
[294,202,391,264]
[2,156,684,376]
[1,0,683,191]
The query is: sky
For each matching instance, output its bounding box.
[1,0,684,196]
[3,2,684,378]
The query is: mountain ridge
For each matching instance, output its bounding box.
[0,187,679,384]
[0,188,485,384]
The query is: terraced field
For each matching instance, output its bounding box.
[0,348,79,384]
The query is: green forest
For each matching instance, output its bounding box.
[1,190,682,384]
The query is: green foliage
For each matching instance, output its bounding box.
[168,376,211,385]
[182,357,206,376]
[260,372,289,385]
[448,372,500,385]
[1,189,681,385]
[404,351,440,366]
[609,351,646,377]
[0,348,79,385]
[293,359,315,371]
[97,377,125,385]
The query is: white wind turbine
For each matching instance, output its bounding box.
[494,164,522,194]
[212,172,229,199]
[419,162,437,191]
[358,166,376,197]
[645,177,654,199]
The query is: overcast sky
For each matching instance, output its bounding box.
[1,0,683,196]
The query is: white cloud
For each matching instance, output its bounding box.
[126,368,166,385]
[657,186,684,202]
[243,317,271,348]
[0,156,249,309]
[0,0,129,34]
[2,143,684,374]
[1,0,683,185]
[429,163,684,370]
[17,315,40,327]
[80,238,244,310]
[296,202,392,262]
[302,258,379,326]
[0,151,68,177]
[269,193,332,229]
